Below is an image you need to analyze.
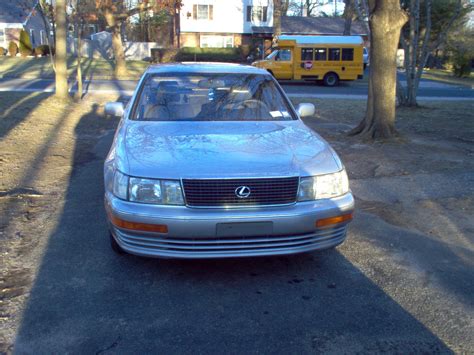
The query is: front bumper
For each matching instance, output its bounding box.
[105,192,355,259]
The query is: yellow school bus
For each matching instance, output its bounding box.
[252,35,364,87]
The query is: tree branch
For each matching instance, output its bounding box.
[428,0,462,51]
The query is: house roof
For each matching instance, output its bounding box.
[281,16,368,36]
[0,0,36,24]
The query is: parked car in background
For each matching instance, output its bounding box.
[363,47,369,69]
[104,63,354,259]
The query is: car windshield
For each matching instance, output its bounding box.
[131,72,296,121]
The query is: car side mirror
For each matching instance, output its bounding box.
[105,102,124,117]
[296,103,315,117]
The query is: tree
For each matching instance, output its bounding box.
[287,0,321,17]
[397,0,467,107]
[37,0,56,70]
[96,0,182,77]
[342,0,356,35]
[448,26,474,77]
[55,0,68,100]
[349,0,408,139]
[69,0,95,100]
[273,0,289,36]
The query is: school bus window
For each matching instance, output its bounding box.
[328,48,341,61]
[277,49,292,61]
[301,48,313,61]
[314,48,327,61]
[342,48,354,61]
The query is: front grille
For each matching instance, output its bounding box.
[182,177,299,207]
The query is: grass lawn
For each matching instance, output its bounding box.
[422,68,474,87]
[0,56,149,80]
[291,97,474,142]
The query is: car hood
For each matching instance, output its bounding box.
[118,120,341,179]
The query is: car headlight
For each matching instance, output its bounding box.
[298,169,349,201]
[113,171,184,205]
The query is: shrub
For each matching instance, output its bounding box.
[240,44,251,57]
[34,44,51,56]
[451,48,472,78]
[8,41,18,57]
[19,29,33,57]
[151,47,245,64]
[151,48,179,63]
[0,47,6,56]
[175,47,243,63]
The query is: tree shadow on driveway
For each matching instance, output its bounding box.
[12,107,452,353]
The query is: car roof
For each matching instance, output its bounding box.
[145,62,268,75]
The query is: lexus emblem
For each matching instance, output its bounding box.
[235,186,251,198]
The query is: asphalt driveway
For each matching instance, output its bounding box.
[1,94,472,353]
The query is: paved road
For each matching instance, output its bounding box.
[0,76,472,100]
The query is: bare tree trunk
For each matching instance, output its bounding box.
[104,9,127,78]
[74,24,83,101]
[273,0,283,37]
[349,0,408,139]
[37,2,56,72]
[343,0,355,35]
[55,0,68,100]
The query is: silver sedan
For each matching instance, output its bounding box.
[104,63,354,259]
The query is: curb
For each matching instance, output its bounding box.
[0,74,140,81]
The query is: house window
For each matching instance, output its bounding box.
[314,48,327,61]
[193,4,213,20]
[40,30,46,45]
[0,28,5,47]
[342,48,354,61]
[200,35,233,48]
[30,29,35,46]
[328,48,340,61]
[246,6,268,22]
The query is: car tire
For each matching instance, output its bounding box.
[110,232,126,255]
[323,72,339,87]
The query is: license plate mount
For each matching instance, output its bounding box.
[216,222,273,237]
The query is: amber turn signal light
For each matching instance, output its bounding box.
[316,213,353,228]
[108,212,168,233]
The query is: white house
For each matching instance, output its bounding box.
[179,0,274,48]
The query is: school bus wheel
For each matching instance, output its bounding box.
[323,72,339,87]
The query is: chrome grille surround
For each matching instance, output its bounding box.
[182,177,300,208]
